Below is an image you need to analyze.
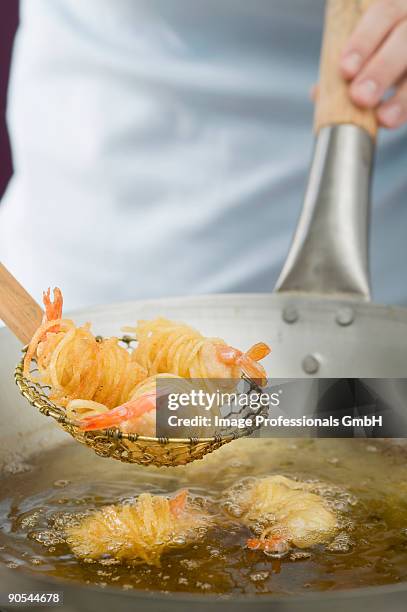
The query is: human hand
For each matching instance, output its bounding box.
[340,0,407,129]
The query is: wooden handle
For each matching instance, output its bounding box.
[0,263,43,344]
[315,0,377,138]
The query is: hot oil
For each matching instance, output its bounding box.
[0,438,406,595]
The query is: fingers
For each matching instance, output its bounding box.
[377,78,407,128]
[337,0,407,128]
[316,0,407,128]
[341,0,407,80]
[309,76,407,129]
[348,19,407,108]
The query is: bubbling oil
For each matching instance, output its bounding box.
[0,438,406,595]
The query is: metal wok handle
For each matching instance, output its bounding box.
[275,0,377,302]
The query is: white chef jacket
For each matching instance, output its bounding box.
[1,0,406,311]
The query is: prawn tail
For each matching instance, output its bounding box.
[237,354,268,387]
[245,342,271,362]
[246,535,288,554]
[169,489,188,517]
[78,392,156,431]
[42,287,63,334]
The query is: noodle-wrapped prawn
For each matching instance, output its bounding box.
[23,288,146,408]
[130,318,270,385]
[230,475,337,555]
[66,490,211,566]
[24,289,270,437]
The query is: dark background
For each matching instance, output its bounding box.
[0,1,19,200]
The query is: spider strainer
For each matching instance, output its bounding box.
[15,336,267,468]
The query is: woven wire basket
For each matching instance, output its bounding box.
[15,337,267,467]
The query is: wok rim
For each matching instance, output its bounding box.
[61,291,407,318]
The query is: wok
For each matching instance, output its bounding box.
[1,1,407,610]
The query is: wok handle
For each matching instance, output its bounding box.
[275,0,376,301]
[0,263,43,344]
[315,0,377,138]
